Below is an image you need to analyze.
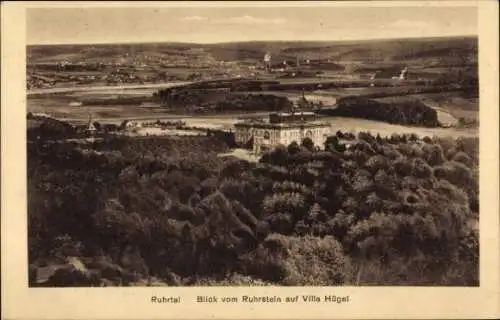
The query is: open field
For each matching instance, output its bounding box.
[69,90,155,98]
[320,116,476,138]
[375,93,479,120]
[28,96,478,138]
[218,148,261,163]
[27,81,192,95]
[28,99,168,122]
[128,127,204,137]
[409,92,479,120]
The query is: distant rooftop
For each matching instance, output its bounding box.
[273,111,316,117]
[236,111,329,129]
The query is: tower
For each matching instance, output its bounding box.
[86,112,97,135]
[264,52,271,72]
[399,66,408,80]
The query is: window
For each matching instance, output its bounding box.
[264,131,270,139]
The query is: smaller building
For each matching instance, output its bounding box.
[234,112,331,154]
[269,111,317,124]
[85,113,97,136]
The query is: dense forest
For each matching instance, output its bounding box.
[160,92,294,113]
[28,130,479,287]
[320,97,440,127]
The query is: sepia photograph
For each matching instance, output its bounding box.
[3,1,500,319]
[24,4,483,289]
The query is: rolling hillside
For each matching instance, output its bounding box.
[28,36,478,68]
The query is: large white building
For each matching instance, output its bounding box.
[234,112,331,154]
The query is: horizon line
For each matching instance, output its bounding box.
[27,34,478,47]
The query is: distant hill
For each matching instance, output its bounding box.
[28,36,477,68]
[278,37,477,63]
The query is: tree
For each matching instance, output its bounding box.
[260,145,289,167]
[287,141,301,155]
[92,202,148,262]
[324,136,343,152]
[241,234,351,286]
[262,192,307,233]
[411,158,433,179]
[301,137,315,151]
[197,191,257,254]
[452,151,472,167]
[93,121,102,132]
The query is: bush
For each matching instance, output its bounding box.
[364,155,390,174]
[433,161,474,189]
[411,158,433,179]
[358,131,376,144]
[452,151,472,166]
[422,143,446,166]
[393,157,413,177]
[301,137,315,151]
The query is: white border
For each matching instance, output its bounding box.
[2,1,499,319]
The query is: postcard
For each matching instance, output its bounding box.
[1,1,499,319]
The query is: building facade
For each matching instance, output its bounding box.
[235,112,331,154]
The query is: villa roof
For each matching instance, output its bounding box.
[274,111,316,117]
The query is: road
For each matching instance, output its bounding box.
[27,76,252,96]
[27,81,194,96]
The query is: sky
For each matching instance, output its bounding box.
[27,5,478,45]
